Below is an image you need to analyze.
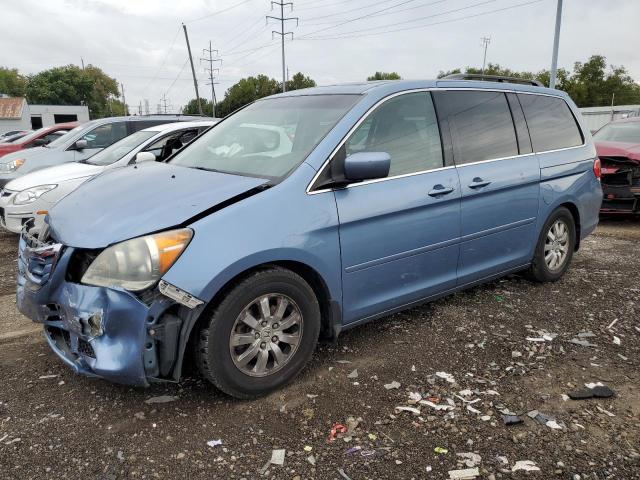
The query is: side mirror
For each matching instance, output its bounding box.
[344,152,390,182]
[73,139,88,150]
[32,138,48,146]
[134,151,156,164]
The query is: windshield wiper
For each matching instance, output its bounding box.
[193,166,223,173]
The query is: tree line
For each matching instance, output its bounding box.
[0,65,125,118]
[438,55,640,108]
[2,55,638,121]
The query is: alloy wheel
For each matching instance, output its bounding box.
[229,294,303,377]
[544,219,570,271]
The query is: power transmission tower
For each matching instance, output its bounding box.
[160,94,171,114]
[480,37,491,76]
[182,23,203,115]
[200,41,222,118]
[549,0,563,89]
[267,1,298,93]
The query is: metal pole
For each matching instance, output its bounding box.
[182,23,203,115]
[120,82,127,115]
[549,0,563,89]
[281,1,286,93]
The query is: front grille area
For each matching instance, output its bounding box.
[78,339,96,358]
[46,326,96,360]
[66,249,101,284]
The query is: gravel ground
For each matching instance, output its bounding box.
[0,220,638,480]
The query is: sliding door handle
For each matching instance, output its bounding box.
[468,177,491,189]
[428,185,454,197]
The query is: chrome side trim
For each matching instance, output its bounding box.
[306,87,587,195]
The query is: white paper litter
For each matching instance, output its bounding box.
[395,406,421,415]
[448,467,480,479]
[512,460,540,472]
[206,439,222,448]
[436,371,456,383]
[270,449,286,465]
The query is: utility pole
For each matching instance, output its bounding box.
[267,1,298,93]
[120,82,128,115]
[81,57,85,70]
[201,41,222,118]
[182,23,203,115]
[549,0,563,89]
[138,101,142,116]
[480,36,491,76]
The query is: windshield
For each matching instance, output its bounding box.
[170,94,360,179]
[593,121,640,143]
[86,130,158,166]
[47,122,96,148]
[13,127,52,144]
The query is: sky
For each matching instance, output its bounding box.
[2,0,639,114]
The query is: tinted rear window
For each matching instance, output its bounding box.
[518,94,583,152]
[433,91,518,165]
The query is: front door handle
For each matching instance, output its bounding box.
[468,177,491,189]
[428,185,455,197]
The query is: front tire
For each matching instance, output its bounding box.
[527,207,576,282]
[195,267,321,399]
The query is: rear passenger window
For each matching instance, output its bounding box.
[345,92,443,176]
[433,91,518,165]
[518,94,583,152]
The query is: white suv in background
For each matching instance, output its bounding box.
[0,120,216,233]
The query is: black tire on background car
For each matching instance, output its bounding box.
[527,206,576,283]
[196,267,321,399]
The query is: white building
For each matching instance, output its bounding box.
[0,97,89,134]
[579,105,640,133]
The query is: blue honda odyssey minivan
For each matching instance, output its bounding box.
[17,76,603,398]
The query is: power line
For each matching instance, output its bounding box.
[297,0,420,39]
[165,59,189,96]
[303,0,444,24]
[142,26,181,92]
[300,0,545,40]
[267,1,299,93]
[185,0,256,23]
[301,0,499,38]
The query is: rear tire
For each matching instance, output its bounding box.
[527,207,576,282]
[195,267,320,399]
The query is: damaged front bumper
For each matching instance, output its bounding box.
[16,230,203,386]
[600,156,640,214]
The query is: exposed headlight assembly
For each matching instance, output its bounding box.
[13,184,57,205]
[81,228,193,291]
[0,158,25,173]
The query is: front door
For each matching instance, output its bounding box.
[433,90,540,285]
[333,91,461,324]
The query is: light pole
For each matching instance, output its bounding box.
[549,0,563,89]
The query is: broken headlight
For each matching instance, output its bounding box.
[81,228,193,291]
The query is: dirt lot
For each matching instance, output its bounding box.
[0,220,638,480]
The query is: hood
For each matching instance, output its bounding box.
[49,161,269,248]
[5,162,103,192]
[0,143,21,157]
[595,141,640,162]
[0,146,51,164]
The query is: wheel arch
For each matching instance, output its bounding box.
[558,201,581,250]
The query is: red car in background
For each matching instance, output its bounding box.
[593,117,640,215]
[0,122,79,158]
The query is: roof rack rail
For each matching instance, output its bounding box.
[442,73,544,87]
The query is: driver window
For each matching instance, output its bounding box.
[144,129,200,161]
[345,92,443,176]
[80,122,128,149]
